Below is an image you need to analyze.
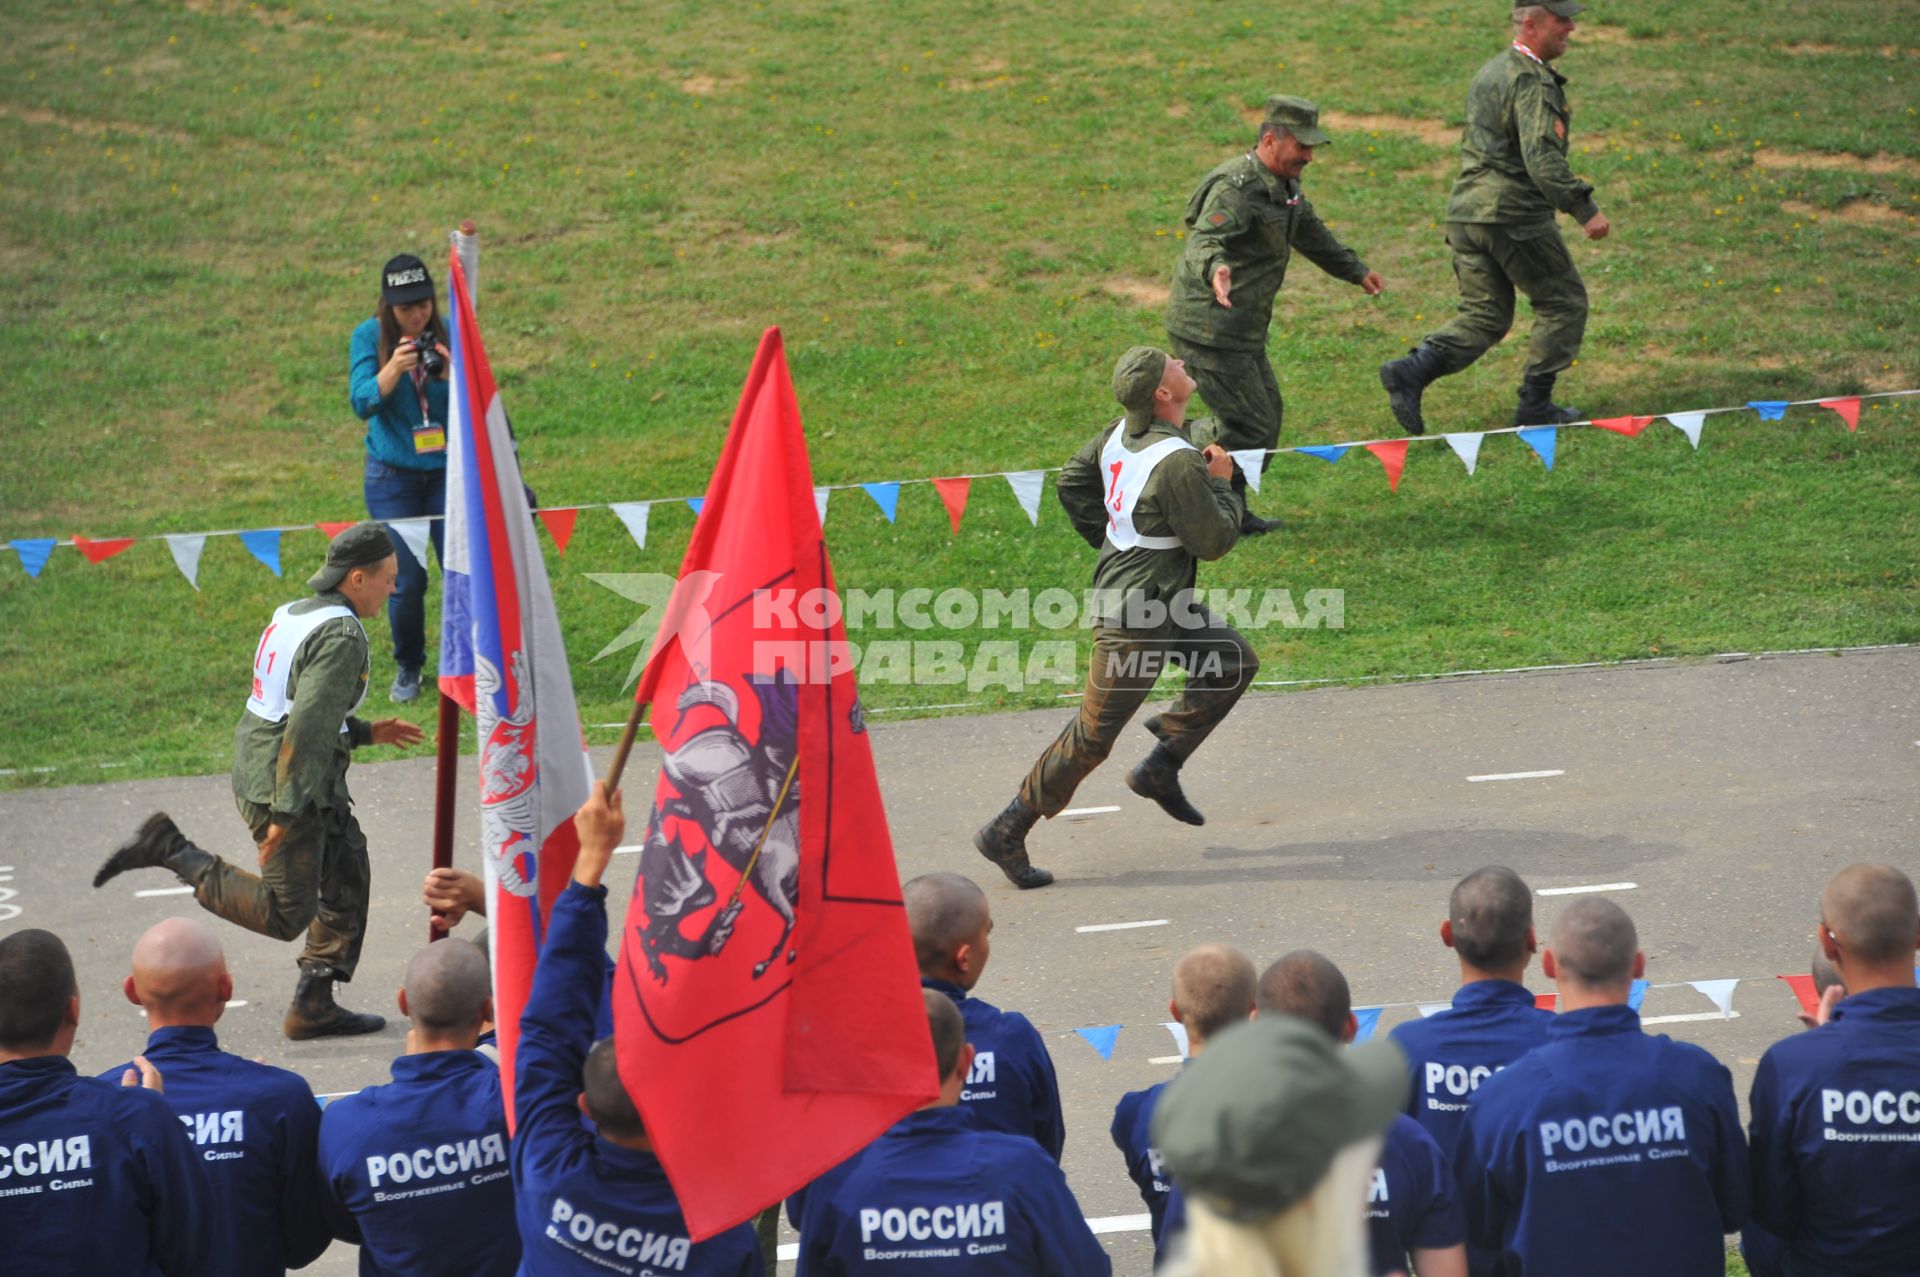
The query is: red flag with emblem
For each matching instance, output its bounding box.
[612,328,938,1239]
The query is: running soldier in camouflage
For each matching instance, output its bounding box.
[973,348,1255,890]
[1381,2,1611,435]
[95,522,426,1039]
[1166,95,1384,534]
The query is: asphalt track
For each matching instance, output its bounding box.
[4,644,1917,1274]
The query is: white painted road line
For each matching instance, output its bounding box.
[613,844,643,856]
[1538,882,1639,896]
[1642,1011,1742,1026]
[1148,1055,1184,1065]
[1467,769,1565,783]
[1062,805,1120,817]
[1076,919,1170,934]
[134,886,195,897]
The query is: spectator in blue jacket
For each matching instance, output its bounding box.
[1390,866,1553,1157]
[1111,943,1254,1262]
[906,872,1065,1160]
[515,781,762,1275]
[98,917,329,1277]
[348,253,451,702]
[0,927,213,1277]
[798,989,1111,1275]
[1258,950,1467,1277]
[1459,897,1747,1277]
[1744,863,1920,1276]
[318,936,518,1276]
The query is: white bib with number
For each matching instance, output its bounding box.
[1100,420,1195,551]
[244,602,364,731]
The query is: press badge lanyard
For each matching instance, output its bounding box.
[409,361,446,455]
[1511,41,1544,64]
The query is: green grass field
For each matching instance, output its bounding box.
[2,0,1917,787]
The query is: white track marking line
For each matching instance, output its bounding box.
[1538,882,1638,896]
[1467,769,1565,782]
[1062,805,1120,817]
[134,886,195,897]
[613,844,642,856]
[1076,919,1170,933]
[1642,1011,1742,1025]
[1148,1055,1184,1065]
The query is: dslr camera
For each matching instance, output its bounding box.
[412,335,447,378]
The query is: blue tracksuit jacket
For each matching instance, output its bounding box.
[922,978,1064,1162]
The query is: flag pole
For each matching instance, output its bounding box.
[603,698,647,794]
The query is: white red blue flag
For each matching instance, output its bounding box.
[439,246,592,1128]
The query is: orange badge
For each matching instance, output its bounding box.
[1207,211,1228,227]
[1553,117,1567,141]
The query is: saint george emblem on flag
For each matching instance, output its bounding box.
[438,245,592,1129]
[613,327,939,1239]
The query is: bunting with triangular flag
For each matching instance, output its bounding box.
[1227,449,1268,494]
[388,518,434,572]
[165,534,206,590]
[1161,1021,1189,1059]
[814,486,830,526]
[1443,432,1484,475]
[1352,1006,1383,1044]
[72,534,135,564]
[1296,444,1349,465]
[1074,1025,1122,1062]
[1591,415,1655,437]
[11,539,55,579]
[687,497,704,517]
[317,521,356,540]
[536,507,578,555]
[931,477,971,533]
[1666,411,1707,449]
[1004,471,1045,526]
[1818,397,1860,431]
[238,529,282,576]
[610,502,651,551]
[1364,440,1408,492]
[1687,978,1740,1019]
[861,482,900,523]
[1748,401,1790,421]
[1518,427,1558,470]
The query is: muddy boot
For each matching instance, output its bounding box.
[1513,373,1581,426]
[1379,342,1455,436]
[972,799,1053,890]
[284,964,387,1040]
[93,813,216,889]
[1125,744,1206,826]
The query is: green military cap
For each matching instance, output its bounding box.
[1262,94,1331,146]
[1112,345,1169,431]
[308,521,396,592]
[1152,1016,1406,1220]
[1523,0,1586,15]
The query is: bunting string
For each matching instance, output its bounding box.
[9,389,1913,583]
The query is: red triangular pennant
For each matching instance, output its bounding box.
[1591,415,1655,437]
[1818,397,1861,432]
[536,507,578,555]
[1535,992,1558,1011]
[72,534,135,564]
[1364,440,1409,492]
[316,521,356,540]
[931,476,972,533]
[1777,973,1818,1018]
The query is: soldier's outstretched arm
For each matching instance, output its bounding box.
[1514,79,1600,223]
[1056,431,1111,550]
[1289,195,1371,287]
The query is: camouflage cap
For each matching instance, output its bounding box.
[307,521,396,592]
[1151,1017,1406,1219]
[1112,345,1169,431]
[1522,1,1587,16]
[1262,94,1330,146]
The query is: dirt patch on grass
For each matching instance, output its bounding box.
[0,103,189,144]
[1166,101,1190,119]
[1781,197,1915,228]
[679,73,746,96]
[1777,41,1917,59]
[880,240,924,258]
[1849,362,1913,393]
[1100,276,1170,308]
[1319,111,1460,148]
[1751,148,1920,179]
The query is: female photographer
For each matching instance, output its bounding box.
[348,253,451,703]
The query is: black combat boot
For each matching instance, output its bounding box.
[1125,744,1206,826]
[284,964,387,1040]
[972,799,1053,890]
[1513,373,1581,426]
[93,812,217,889]
[1378,342,1457,436]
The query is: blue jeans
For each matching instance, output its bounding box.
[363,458,446,671]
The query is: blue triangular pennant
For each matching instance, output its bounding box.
[1628,979,1649,1011]
[1748,400,1790,421]
[238,529,283,577]
[11,539,56,579]
[861,482,901,524]
[1352,1006,1384,1044]
[1295,445,1349,465]
[1074,1024,1121,1061]
[686,497,704,517]
[1518,427,1558,470]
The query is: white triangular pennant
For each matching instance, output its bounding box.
[814,486,830,526]
[1416,1001,1451,1019]
[1687,978,1740,1019]
[164,533,206,590]
[609,502,651,551]
[1443,432,1485,475]
[1004,471,1045,526]
[389,518,433,570]
[1666,411,1706,450]
[1227,449,1268,494]
[1161,1021,1190,1059]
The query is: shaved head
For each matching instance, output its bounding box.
[1172,944,1257,1044]
[1548,897,1638,987]
[1256,950,1351,1041]
[1822,864,1920,965]
[0,929,76,1051]
[130,917,228,1021]
[1450,866,1535,970]
[925,988,966,1080]
[402,939,490,1033]
[583,1038,645,1141]
[905,873,990,976]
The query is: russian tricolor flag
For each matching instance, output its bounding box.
[439,246,592,1128]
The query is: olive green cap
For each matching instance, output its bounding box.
[308,521,396,592]
[1151,1016,1407,1219]
[1262,94,1330,146]
[1526,1,1587,16]
[1112,345,1169,432]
